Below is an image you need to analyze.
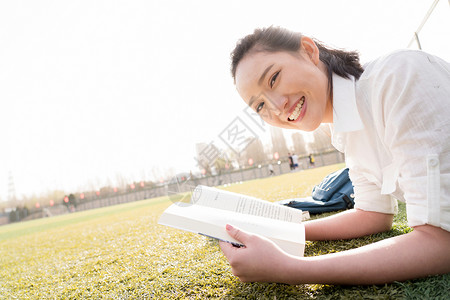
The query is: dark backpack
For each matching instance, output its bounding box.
[278,168,354,214]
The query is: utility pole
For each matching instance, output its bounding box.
[8,171,17,206]
[407,0,442,50]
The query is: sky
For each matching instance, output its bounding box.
[0,0,449,200]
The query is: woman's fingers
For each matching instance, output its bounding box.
[225,224,251,244]
[220,224,297,283]
[219,225,247,259]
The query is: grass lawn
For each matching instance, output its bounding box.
[1,164,449,299]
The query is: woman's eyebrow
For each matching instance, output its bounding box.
[258,64,274,86]
[248,95,258,107]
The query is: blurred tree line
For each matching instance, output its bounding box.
[8,206,30,222]
[1,125,334,223]
[0,177,162,222]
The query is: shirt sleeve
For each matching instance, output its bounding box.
[349,166,398,215]
[368,51,450,231]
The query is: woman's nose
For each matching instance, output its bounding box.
[267,95,288,116]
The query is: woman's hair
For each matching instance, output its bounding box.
[230,26,364,91]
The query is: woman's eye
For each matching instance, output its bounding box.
[256,102,265,113]
[270,71,280,88]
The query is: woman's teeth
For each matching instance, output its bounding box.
[288,97,305,121]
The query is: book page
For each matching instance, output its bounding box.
[191,185,303,223]
[158,202,305,257]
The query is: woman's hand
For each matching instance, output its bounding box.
[219,224,294,283]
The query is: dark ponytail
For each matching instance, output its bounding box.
[230,26,364,91]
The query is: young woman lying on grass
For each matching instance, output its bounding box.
[219,26,450,285]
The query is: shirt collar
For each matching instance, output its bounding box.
[332,73,364,133]
[330,73,364,152]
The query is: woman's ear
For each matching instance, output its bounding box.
[300,36,320,65]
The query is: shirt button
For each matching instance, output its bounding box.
[428,158,439,167]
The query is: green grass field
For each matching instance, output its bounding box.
[1,164,449,299]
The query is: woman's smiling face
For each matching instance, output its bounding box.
[234,36,333,132]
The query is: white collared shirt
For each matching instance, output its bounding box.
[331,50,450,231]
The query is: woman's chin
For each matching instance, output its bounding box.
[295,121,321,132]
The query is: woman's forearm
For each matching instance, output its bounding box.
[305,209,394,241]
[283,224,450,285]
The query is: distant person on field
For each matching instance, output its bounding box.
[292,153,299,170]
[268,163,274,176]
[309,154,315,167]
[288,152,294,170]
[219,26,450,285]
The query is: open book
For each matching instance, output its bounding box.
[158,185,308,257]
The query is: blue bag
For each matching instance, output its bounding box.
[278,168,354,214]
